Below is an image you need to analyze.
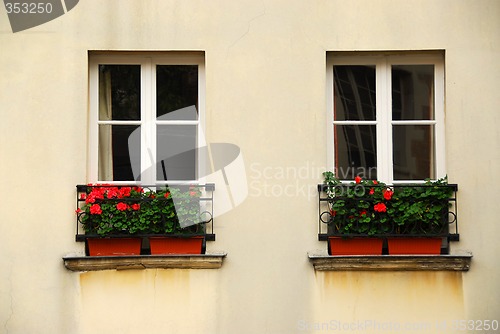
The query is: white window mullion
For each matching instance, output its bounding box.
[197,61,206,184]
[88,60,99,182]
[376,59,392,183]
[326,58,335,173]
[141,59,155,184]
[434,62,446,179]
[332,120,378,125]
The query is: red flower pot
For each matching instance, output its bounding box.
[328,237,383,255]
[87,237,142,256]
[387,237,442,255]
[149,236,205,255]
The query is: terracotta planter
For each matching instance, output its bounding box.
[149,236,205,255]
[87,237,142,256]
[328,237,383,255]
[387,237,442,255]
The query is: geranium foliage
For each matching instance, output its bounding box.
[322,172,453,236]
[77,185,204,236]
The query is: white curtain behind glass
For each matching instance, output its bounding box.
[98,70,113,180]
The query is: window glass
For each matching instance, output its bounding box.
[156,65,198,120]
[393,125,435,180]
[156,125,197,181]
[98,65,141,121]
[334,65,376,121]
[98,125,140,181]
[334,125,377,179]
[392,65,434,120]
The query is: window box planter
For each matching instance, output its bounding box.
[319,173,458,256]
[87,237,142,256]
[75,184,215,256]
[328,237,383,256]
[387,237,442,255]
[149,235,205,255]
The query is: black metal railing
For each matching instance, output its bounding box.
[318,183,458,241]
[75,183,215,241]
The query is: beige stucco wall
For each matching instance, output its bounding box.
[0,0,499,333]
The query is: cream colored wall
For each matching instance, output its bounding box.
[0,0,499,333]
[311,272,465,333]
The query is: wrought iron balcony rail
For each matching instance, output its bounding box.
[75,183,215,241]
[318,183,458,241]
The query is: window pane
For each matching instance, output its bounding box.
[156,65,198,120]
[157,125,197,181]
[393,125,435,180]
[392,65,434,120]
[98,125,140,181]
[334,65,376,121]
[99,65,141,121]
[334,125,377,179]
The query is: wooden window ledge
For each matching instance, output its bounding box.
[308,250,472,271]
[63,252,227,272]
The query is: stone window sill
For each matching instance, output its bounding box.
[308,250,472,271]
[63,252,227,271]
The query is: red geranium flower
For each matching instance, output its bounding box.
[164,192,170,198]
[75,208,82,214]
[116,202,129,211]
[131,203,140,211]
[133,186,144,193]
[355,176,362,184]
[374,203,387,213]
[383,189,394,200]
[106,188,119,199]
[86,188,104,204]
[189,191,197,197]
[373,180,378,185]
[89,204,102,215]
[369,188,375,195]
[118,187,131,198]
[359,210,367,217]
[329,209,337,217]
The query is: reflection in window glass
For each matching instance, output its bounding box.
[156,65,198,120]
[393,125,435,180]
[334,125,377,180]
[334,65,376,121]
[98,125,140,181]
[392,65,434,120]
[157,125,197,181]
[98,65,141,121]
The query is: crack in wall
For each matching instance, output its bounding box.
[226,8,267,59]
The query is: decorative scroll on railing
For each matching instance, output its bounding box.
[75,184,215,241]
[318,183,458,241]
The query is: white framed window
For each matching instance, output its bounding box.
[326,52,445,183]
[88,52,206,184]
